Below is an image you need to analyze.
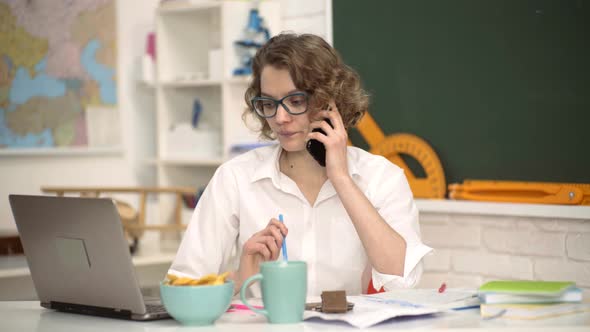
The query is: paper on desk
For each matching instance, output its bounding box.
[303,295,441,328]
[367,288,480,310]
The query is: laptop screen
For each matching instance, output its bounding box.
[9,195,147,315]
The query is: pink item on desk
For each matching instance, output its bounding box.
[227,303,264,315]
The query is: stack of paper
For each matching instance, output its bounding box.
[303,294,441,328]
[477,280,586,320]
[367,288,480,310]
[303,289,479,328]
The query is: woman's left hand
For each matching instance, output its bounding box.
[308,101,350,181]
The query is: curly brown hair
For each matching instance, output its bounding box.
[243,32,369,140]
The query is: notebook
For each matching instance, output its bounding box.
[478,280,583,304]
[9,194,170,321]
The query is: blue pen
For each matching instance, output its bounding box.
[278,214,288,261]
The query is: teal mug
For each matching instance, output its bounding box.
[240,261,307,324]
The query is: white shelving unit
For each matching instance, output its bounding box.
[154,1,281,224]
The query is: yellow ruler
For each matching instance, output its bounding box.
[449,180,590,205]
[355,113,446,198]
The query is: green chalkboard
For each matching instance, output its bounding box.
[335,0,590,185]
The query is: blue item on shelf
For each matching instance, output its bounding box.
[233,4,270,76]
[192,99,202,128]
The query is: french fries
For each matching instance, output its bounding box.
[164,272,230,286]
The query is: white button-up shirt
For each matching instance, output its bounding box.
[169,144,432,296]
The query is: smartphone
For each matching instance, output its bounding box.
[306,118,333,167]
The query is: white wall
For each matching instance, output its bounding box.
[281,0,332,44]
[417,211,590,294]
[0,0,332,232]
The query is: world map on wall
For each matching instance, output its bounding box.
[0,0,116,149]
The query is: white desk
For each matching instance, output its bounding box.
[3,301,589,331]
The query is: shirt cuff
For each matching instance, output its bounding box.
[371,243,433,290]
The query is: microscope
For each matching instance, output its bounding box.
[233,0,270,76]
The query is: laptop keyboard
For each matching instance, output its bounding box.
[146,304,167,313]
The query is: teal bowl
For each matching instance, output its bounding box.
[160,280,234,325]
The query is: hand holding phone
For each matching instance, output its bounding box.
[306,107,333,167]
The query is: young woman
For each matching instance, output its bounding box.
[169,33,432,296]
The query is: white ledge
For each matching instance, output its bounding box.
[415,199,590,220]
[0,252,175,278]
[0,146,123,156]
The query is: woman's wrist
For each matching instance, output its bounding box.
[230,270,242,295]
[233,253,261,295]
[330,172,354,189]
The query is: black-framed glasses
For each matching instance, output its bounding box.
[251,92,309,118]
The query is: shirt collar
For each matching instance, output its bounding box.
[251,143,282,185]
[250,144,360,185]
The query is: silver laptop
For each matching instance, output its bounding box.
[9,194,169,320]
